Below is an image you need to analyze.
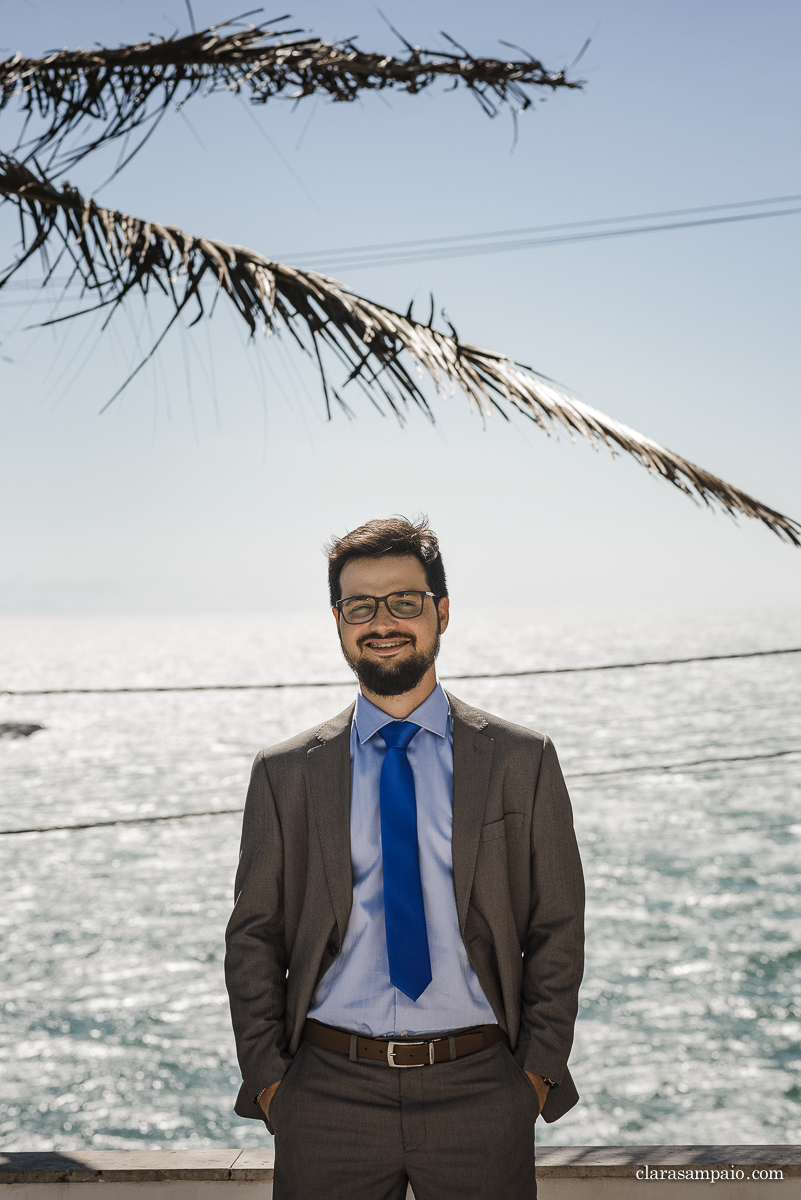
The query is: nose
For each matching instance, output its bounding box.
[368,598,400,629]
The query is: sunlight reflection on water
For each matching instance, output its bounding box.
[1,605,800,1149]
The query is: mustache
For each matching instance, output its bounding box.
[356,631,415,650]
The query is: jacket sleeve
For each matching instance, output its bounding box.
[514,736,585,1087]
[225,750,292,1107]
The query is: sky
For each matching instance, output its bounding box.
[1,0,800,614]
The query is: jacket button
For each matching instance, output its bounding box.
[327,941,339,956]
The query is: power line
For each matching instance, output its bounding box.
[280,193,801,262]
[308,207,801,272]
[3,194,799,295]
[448,645,801,683]
[567,747,800,780]
[0,808,242,836]
[3,646,799,697]
[2,748,796,836]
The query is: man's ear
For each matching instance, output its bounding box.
[437,596,450,633]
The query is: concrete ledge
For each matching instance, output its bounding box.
[0,1151,273,1184]
[1,1147,799,1196]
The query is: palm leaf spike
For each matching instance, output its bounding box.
[0,17,581,172]
[0,154,798,546]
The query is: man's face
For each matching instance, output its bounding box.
[334,555,449,697]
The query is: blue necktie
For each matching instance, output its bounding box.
[378,721,432,1002]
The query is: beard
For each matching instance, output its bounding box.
[341,629,441,697]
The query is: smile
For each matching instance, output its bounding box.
[364,639,411,653]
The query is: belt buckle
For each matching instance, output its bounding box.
[386,1039,435,1067]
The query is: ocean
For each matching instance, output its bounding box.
[1,604,800,1151]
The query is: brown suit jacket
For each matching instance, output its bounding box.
[224,691,584,1126]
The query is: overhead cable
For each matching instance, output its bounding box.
[277,195,801,272]
[1,748,796,836]
[307,208,801,271]
[4,193,800,297]
[0,808,243,836]
[3,645,800,697]
[281,193,801,262]
[567,747,799,779]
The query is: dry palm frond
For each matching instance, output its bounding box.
[0,18,581,171]
[1,154,797,546]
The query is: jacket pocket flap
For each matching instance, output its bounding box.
[480,812,523,842]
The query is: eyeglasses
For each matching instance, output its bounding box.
[335,590,436,625]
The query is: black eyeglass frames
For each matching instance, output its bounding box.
[335,591,436,625]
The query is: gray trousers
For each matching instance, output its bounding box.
[269,1039,539,1200]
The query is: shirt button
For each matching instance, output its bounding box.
[326,941,339,956]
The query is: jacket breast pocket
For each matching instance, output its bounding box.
[480,812,523,842]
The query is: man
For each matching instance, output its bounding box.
[225,516,584,1200]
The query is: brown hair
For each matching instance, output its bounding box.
[325,515,448,605]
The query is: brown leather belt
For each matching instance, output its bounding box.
[301,1019,506,1067]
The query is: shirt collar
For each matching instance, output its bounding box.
[354,681,450,745]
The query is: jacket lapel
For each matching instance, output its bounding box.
[447,691,495,933]
[306,702,355,942]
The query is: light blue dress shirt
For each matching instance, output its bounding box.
[308,682,497,1036]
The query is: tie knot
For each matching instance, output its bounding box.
[378,721,420,751]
